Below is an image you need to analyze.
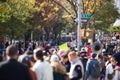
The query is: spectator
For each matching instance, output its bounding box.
[50,54,67,80]
[105,57,120,80]
[85,52,101,80]
[60,50,71,72]
[0,45,32,80]
[18,50,33,62]
[98,55,106,80]
[68,51,84,80]
[84,43,92,59]
[79,48,88,72]
[19,55,37,80]
[32,48,53,80]
[113,51,120,66]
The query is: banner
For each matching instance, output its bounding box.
[59,42,69,51]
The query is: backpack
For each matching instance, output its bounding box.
[90,59,101,78]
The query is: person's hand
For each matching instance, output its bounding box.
[115,66,120,71]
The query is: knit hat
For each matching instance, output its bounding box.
[57,50,65,57]
[50,55,59,61]
[91,52,97,58]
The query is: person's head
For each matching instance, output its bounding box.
[49,48,57,55]
[36,41,42,48]
[24,50,33,55]
[110,57,117,65]
[57,50,65,58]
[33,48,44,61]
[68,51,78,63]
[50,59,66,74]
[50,54,59,62]
[87,43,90,46]
[98,54,103,60]
[79,47,87,57]
[91,52,97,59]
[61,52,69,63]
[6,45,18,59]
[22,55,36,68]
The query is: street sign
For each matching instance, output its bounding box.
[74,18,88,23]
[82,14,92,18]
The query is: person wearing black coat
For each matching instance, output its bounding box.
[0,45,32,80]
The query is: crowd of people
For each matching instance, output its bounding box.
[0,40,120,80]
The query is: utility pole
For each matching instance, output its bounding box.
[77,0,82,51]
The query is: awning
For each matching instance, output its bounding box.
[113,19,120,26]
[108,19,120,32]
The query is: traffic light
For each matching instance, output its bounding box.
[84,30,90,38]
[85,30,93,38]
[85,30,90,38]
[80,29,93,39]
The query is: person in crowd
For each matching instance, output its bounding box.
[49,48,57,55]
[18,41,25,55]
[50,54,67,80]
[85,52,101,80]
[68,51,84,80]
[35,41,43,49]
[60,50,71,73]
[5,41,9,48]
[42,50,51,62]
[97,55,106,80]
[0,45,32,80]
[105,57,120,80]
[32,48,53,80]
[19,54,37,80]
[105,54,112,67]
[79,47,88,72]
[112,51,120,72]
[18,50,33,62]
[57,49,66,59]
[44,43,50,53]
[84,43,92,59]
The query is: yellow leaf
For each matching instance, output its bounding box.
[53,6,59,11]
[40,2,46,8]
[29,0,35,5]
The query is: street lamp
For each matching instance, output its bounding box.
[77,0,82,51]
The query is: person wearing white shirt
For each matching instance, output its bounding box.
[32,48,53,80]
[105,57,120,80]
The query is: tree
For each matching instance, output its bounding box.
[53,0,120,31]
[0,0,35,39]
[29,0,59,27]
[93,0,120,31]
[27,0,62,41]
[51,0,101,34]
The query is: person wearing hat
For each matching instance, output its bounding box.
[50,54,67,80]
[20,55,37,80]
[79,48,88,72]
[85,52,101,80]
[32,48,53,80]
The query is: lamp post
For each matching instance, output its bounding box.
[77,0,82,51]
